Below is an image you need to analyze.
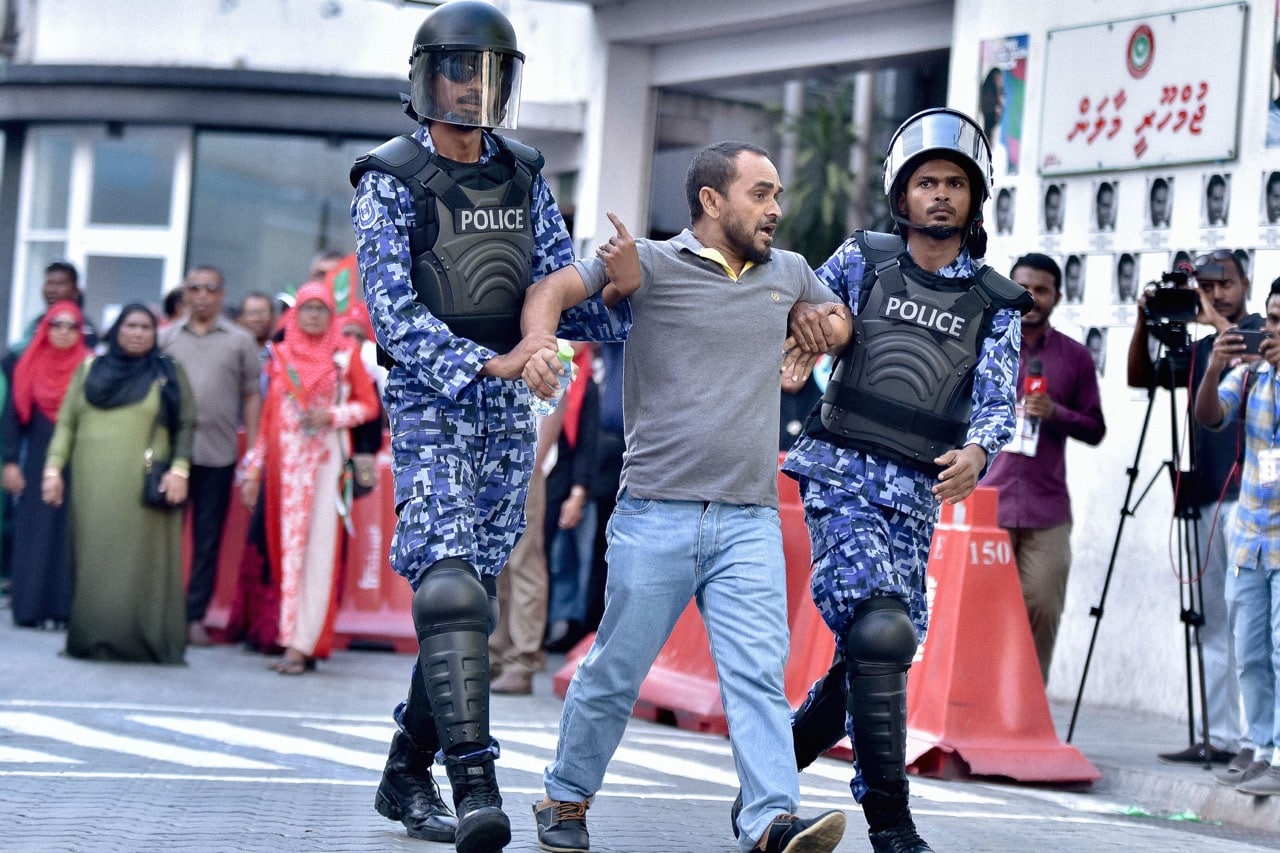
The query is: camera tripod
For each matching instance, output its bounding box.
[1066,348,1212,760]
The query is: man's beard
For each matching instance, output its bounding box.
[1022,312,1050,330]
[725,214,772,265]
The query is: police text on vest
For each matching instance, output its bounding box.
[882,296,967,338]
[456,207,526,233]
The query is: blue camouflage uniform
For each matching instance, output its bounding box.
[352,126,629,592]
[781,236,1019,800]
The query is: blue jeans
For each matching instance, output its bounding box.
[544,492,798,852]
[548,502,598,624]
[1226,558,1280,758]
[1197,501,1244,749]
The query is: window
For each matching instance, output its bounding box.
[187,131,382,308]
[9,125,189,344]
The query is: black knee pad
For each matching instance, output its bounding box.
[411,559,493,753]
[841,596,917,679]
[842,597,915,801]
[412,558,490,641]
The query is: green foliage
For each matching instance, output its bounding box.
[775,81,858,267]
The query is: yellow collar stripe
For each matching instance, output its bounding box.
[696,247,754,281]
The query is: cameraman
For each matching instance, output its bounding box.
[1126,249,1259,766]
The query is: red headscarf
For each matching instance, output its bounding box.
[275,282,351,408]
[13,300,90,425]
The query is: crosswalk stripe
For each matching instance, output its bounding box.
[0,712,277,769]
[0,744,79,764]
[305,723,667,787]
[129,715,386,771]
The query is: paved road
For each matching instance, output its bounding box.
[1,618,1275,852]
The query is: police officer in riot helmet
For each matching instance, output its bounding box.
[774,108,1029,852]
[348,3,624,852]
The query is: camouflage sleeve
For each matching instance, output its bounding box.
[530,176,632,342]
[351,171,492,401]
[814,236,863,310]
[965,307,1021,457]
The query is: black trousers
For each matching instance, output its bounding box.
[185,463,235,623]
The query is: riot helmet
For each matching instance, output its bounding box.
[408,0,525,130]
[883,108,992,239]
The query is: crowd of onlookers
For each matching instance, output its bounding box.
[0,254,625,681]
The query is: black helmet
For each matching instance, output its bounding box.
[883,108,992,238]
[408,1,525,129]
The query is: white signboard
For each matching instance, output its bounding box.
[1038,3,1246,176]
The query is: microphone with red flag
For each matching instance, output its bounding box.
[1024,359,1047,432]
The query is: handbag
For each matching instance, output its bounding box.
[346,453,378,499]
[143,411,185,511]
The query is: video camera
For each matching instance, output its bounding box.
[1142,271,1198,353]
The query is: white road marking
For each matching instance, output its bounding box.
[0,712,276,769]
[0,744,79,764]
[129,715,385,771]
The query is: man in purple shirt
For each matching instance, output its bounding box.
[981,253,1106,684]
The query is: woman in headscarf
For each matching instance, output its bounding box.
[239,282,378,675]
[2,301,91,628]
[43,304,194,663]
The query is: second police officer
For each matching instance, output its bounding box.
[777,108,1029,852]
[349,3,629,851]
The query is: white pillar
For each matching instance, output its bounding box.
[573,39,654,254]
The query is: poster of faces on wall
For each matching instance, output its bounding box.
[1093,180,1117,232]
[1042,182,1064,234]
[1263,170,1280,226]
[1147,176,1173,229]
[1203,172,1231,227]
[1063,253,1085,304]
[1114,252,1138,303]
[1234,248,1254,279]
[994,187,1015,235]
[1083,326,1107,376]
[1170,248,1195,277]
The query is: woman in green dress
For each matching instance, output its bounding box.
[43,304,195,664]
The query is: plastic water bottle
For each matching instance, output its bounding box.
[530,342,575,417]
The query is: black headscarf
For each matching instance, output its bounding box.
[84,303,181,433]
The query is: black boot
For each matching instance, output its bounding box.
[374,730,457,842]
[445,754,511,853]
[849,671,931,853]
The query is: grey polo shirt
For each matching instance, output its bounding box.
[575,229,837,508]
[159,316,261,467]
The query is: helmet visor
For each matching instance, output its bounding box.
[884,109,992,202]
[410,48,523,129]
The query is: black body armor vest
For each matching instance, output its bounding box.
[812,231,1031,474]
[351,133,543,352]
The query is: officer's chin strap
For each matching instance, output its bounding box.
[889,211,961,242]
[890,213,988,262]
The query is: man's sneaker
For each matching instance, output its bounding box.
[868,817,934,853]
[374,731,456,842]
[1156,743,1234,765]
[1214,748,1255,786]
[753,811,846,853]
[1237,764,1280,796]
[1233,759,1272,789]
[730,790,743,838]
[444,757,510,853]
[533,798,589,852]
